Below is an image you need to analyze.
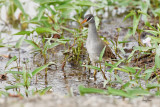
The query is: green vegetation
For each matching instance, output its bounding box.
[0,0,160,99]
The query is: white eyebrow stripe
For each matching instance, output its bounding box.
[87,17,93,22]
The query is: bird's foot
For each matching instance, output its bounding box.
[93,70,97,81]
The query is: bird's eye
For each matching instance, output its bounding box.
[87,16,92,21]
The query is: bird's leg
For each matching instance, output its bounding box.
[111,60,118,81]
[111,60,117,75]
[100,62,107,80]
[88,61,91,76]
[93,62,97,80]
[86,58,91,78]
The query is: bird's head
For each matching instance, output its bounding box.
[81,14,95,24]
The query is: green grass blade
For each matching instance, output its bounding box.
[0,91,8,97]
[155,45,160,68]
[75,1,102,7]
[35,27,57,34]
[5,56,18,69]
[15,35,25,48]
[81,65,101,71]
[123,11,134,21]
[32,62,55,76]
[5,83,24,90]
[79,85,108,96]
[24,39,41,50]
[13,31,31,35]
[48,42,60,49]
[13,0,27,19]
[6,71,23,75]
[126,89,150,96]
[145,30,159,35]
[132,14,140,36]
[39,86,52,95]
[144,68,154,80]
[99,46,106,61]
[114,67,129,73]
[146,84,160,89]
[108,87,132,98]
[122,66,136,73]
[37,6,45,21]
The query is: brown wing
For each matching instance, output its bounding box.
[103,44,116,60]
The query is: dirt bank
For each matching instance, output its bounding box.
[0,94,160,107]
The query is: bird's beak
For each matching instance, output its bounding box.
[81,19,87,24]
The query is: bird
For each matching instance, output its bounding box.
[81,14,116,78]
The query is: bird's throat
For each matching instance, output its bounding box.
[88,23,99,39]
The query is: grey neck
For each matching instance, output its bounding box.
[88,22,99,39]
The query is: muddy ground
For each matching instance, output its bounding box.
[0,16,134,95]
[0,14,157,106]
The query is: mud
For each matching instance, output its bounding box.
[0,9,157,107]
[0,15,134,95]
